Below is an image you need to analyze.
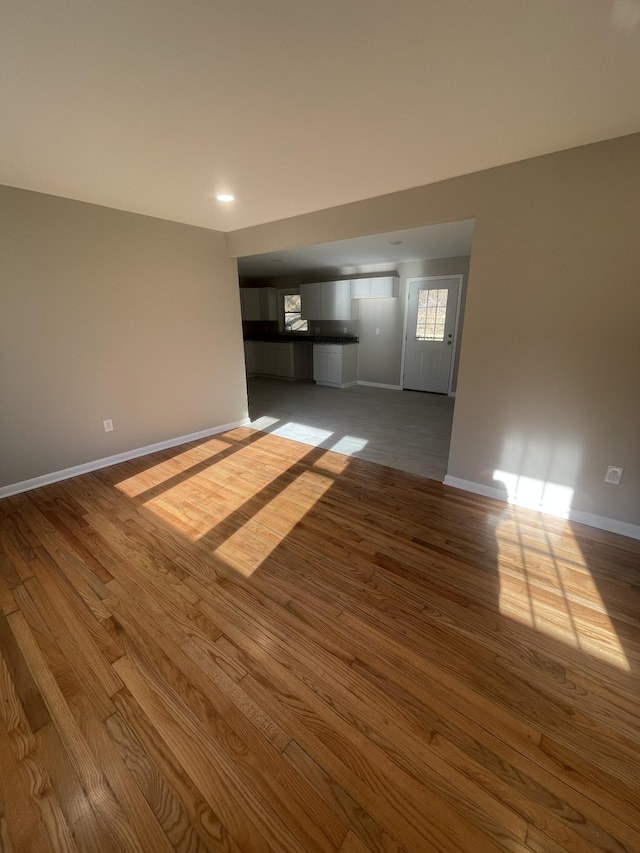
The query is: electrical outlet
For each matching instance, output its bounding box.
[343,327,348,334]
[604,465,623,485]
[103,418,114,433]
[375,328,380,335]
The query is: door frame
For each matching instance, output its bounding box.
[400,274,463,396]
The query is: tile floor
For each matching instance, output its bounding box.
[247,377,455,481]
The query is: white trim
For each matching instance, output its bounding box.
[443,476,509,501]
[357,381,403,391]
[0,419,251,499]
[448,391,457,397]
[400,274,463,394]
[443,476,640,541]
[315,380,358,389]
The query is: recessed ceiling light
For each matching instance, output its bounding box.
[216,193,235,202]
[389,240,403,245]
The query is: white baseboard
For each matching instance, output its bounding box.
[443,476,505,502]
[0,419,251,500]
[316,380,359,389]
[357,381,403,391]
[443,476,640,541]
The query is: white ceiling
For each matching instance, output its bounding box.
[2,1,640,232]
[237,219,475,279]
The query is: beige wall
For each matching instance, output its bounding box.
[228,134,640,527]
[0,186,248,488]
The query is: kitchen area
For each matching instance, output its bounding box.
[242,275,399,388]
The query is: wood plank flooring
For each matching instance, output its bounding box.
[1,426,639,852]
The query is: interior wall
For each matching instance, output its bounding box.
[0,186,248,488]
[228,133,640,528]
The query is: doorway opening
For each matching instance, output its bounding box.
[237,219,475,482]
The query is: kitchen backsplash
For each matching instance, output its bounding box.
[242,318,360,338]
[306,319,361,337]
[242,320,279,336]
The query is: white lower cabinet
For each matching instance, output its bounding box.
[313,343,358,388]
[252,342,312,380]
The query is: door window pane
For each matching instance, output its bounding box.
[416,288,448,341]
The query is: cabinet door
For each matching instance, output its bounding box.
[240,289,262,321]
[370,276,395,297]
[350,278,371,299]
[273,345,293,378]
[260,288,278,320]
[324,280,352,320]
[263,343,279,375]
[325,281,351,320]
[314,345,344,384]
[326,352,342,384]
[300,283,323,319]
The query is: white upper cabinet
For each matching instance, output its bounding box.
[350,278,371,299]
[350,276,399,299]
[240,287,278,321]
[323,280,352,320]
[299,282,324,320]
[300,280,353,320]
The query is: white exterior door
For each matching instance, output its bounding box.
[403,277,460,393]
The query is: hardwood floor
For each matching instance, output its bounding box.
[1,426,639,852]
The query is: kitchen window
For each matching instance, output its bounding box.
[283,292,308,332]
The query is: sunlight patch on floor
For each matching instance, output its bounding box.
[115,438,233,497]
[115,431,316,540]
[268,421,334,446]
[212,469,334,576]
[329,435,369,455]
[312,453,352,474]
[250,415,280,431]
[251,415,370,458]
[495,510,629,670]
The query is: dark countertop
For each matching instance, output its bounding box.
[244,334,359,344]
